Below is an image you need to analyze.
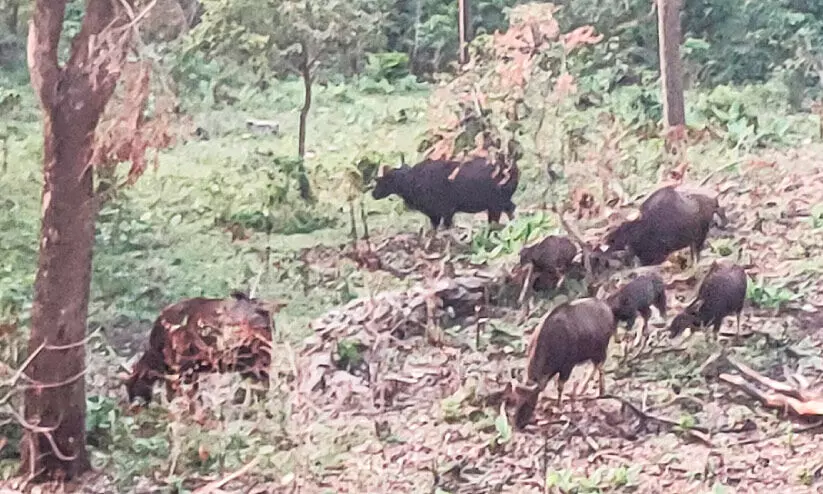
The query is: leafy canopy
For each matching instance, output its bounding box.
[188,0,388,77]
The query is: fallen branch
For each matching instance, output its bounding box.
[191,455,260,494]
[726,357,817,402]
[594,394,709,435]
[718,373,823,417]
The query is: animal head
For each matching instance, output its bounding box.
[518,244,534,266]
[668,301,703,337]
[122,357,162,405]
[510,381,540,430]
[372,163,408,200]
[712,205,728,229]
[604,220,640,253]
[124,372,155,405]
[224,292,286,334]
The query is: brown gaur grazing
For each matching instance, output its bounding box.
[123,292,280,406]
[668,262,747,341]
[512,298,617,429]
[606,273,667,348]
[604,185,725,267]
[518,235,578,291]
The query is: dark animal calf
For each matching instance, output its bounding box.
[512,298,616,429]
[605,186,724,266]
[519,235,577,291]
[669,262,747,341]
[371,157,519,229]
[607,273,667,347]
[124,292,277,405]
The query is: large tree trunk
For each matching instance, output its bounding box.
[297,54,313,202]
[20,107,96,481]
[20,0,134,482]
[657,0,685,127]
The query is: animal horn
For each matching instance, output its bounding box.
[377,164,388,178]
[400,153,406,165]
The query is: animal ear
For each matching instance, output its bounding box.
[230,291,249,301]
[117,371,132,381]
[377,164,389,178]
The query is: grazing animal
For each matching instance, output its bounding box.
[371,157,519,229]
[606,273,667,347]
[604,186,724,266]
[124,292,277,405]
[519,235,578,291]
[675,185,728,229]
[512,298,617,429]
[668,262,747,341]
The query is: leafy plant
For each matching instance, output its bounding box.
[470,212,557,263]
[747,278,801,310]
[545,465,642,493]
[364,52,410,82]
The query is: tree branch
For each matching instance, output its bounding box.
[27,1,70,110]
[61,0,138,123]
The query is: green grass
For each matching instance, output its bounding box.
[1,77,435,339]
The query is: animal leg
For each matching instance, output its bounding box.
[687,245,699,275]
[504,202,516,221]
[596,362,606,396]
[735,311,742,343]
[556,378,566,410]
[573,363,597,399]
[423,218,439,251]
[427,214,441,230]
[636,307,652,349]
[165,379,177,402]
[442,214,455,229]
[654,292,668,319]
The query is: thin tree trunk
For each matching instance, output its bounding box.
[1,136,7,174]
[21,0,135,481]
[7,2,19,35]
[410,0,422,73]
[360,197,370,242]
[297,57,313,202]
[657,0,685,127]
[457,0,471,65]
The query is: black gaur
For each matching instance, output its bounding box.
[512,298,616,429]
[604,186,725,267]
[371,157,519,230]
[606,273,667,348]
[669,262,747,341]
[519,235,578,291]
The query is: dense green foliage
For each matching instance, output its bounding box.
[5,0,823,93]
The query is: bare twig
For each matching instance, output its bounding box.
[192,455,260,494]
[517,263,533,306]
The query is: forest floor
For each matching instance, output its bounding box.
[3,77,823,493]
[14,143,821,494]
